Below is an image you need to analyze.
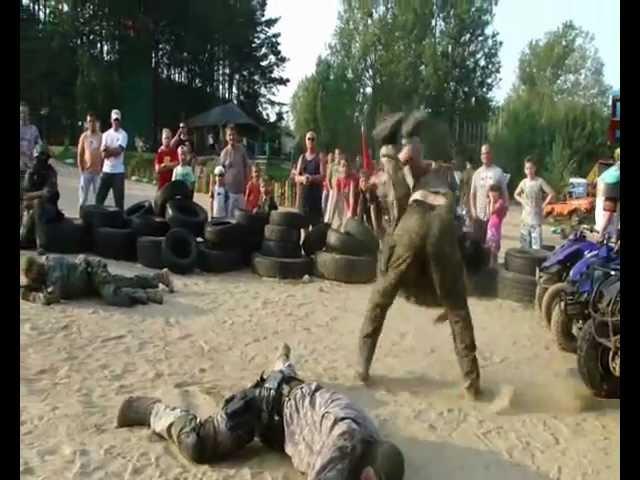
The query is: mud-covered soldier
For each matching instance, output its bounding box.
[357,111,481,400]
[116,343,405,480]
[20,144,64,253]
[20,255,175,307]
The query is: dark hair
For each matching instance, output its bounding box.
[225,124,237,134]
[488,183,502,194]
[523,156,536,167]
[86,112,96,119]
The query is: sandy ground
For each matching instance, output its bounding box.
[20,163,619,479]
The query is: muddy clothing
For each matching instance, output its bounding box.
[20,161,63,248]
[21,255,161,307]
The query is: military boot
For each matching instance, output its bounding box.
[146,290,164,305]
[116,396,161,428]
[372,112,405,146]
[155,268,175,293]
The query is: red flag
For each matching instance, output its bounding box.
[361,125,373,173]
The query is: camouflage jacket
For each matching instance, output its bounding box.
[24,256,94,302]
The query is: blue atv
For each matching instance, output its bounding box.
[535,225,600,327]
[549,242,619,353]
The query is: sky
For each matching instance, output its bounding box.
[265,0,620,106]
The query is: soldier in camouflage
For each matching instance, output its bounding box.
[116,343,405,480]
[20,255,174,307]
[357,111,481,400]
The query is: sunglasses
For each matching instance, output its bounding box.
[306,137,316,142]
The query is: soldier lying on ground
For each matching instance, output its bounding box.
[116,343,405,480]
[357,111,482,400]
[20,255,174,307]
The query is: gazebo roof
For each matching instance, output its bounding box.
[186,102,260,128]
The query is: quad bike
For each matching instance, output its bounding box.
[536,225,600,327]
[549,242,619,353]
[577,269,620,398]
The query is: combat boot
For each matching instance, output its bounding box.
[155,268,175,293]
[372,112,405,146]
[146,290,164,305]
[464,380,482,401]
[116,396,161,428]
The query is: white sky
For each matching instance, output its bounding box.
[266,0,620,106]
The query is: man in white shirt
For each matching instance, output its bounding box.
[469,144,509,242]
[96,109,128,210]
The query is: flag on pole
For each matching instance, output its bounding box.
[361,125,373,173]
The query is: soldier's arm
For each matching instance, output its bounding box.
[21,287,59,305]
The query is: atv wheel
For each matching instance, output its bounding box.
[577,320,619,398]
[550,302,578,353]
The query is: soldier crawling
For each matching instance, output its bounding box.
[357,111,482,399]
[116,343,405,480]
[20,254,174,307]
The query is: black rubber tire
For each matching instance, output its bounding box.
[504,248,550,277]
[459,234,489,275]
[269,210,309,230]
[343,218,379,256]
[314,251,377,284]
[542,244,555,252]
[94,227,136,261]
[325,229,374,258]
[466,267,498,298]
[130,215,170,238]
[496,266,537,305]
[165,199,208,237]
[251,253,312,279]
[260,240,302,259]
[302,222,330,257]
[550,302,578,353]
[541,282,567,328]
[204,220,250,249]
[197,245,244,273]
[162,228,198,275]
[40,218,91,254]
[137,236,166,269]
[80,204,126,230]
[577,320,619,398]
[264,225,301,244]
[125,200,154,218]
[154,180,192,217]
[234,209,269,231]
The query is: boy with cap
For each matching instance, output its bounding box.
[209,165,230,218]
[96,109,128,210]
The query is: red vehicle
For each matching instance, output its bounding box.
[608,89,620,145]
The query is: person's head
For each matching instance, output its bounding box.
[359,169,370,191]
[184,140,193,154]
[178,145,188,165]
[226,125,238,146]
[327,152,335,164]
[334,147,342,160]
[179,122,188,138]
[161,128,172,148]
[34,143,51,166]
[339,155,351,177]
[305,131,317,152]
[523,156,536,179]
[111,109,122,130]
[22,256,47,288]
[260,176,272,197]
[20,102,30,125]
[251,164,261,181]
[86,112,98,133]
[480,143,492,167]
[358,440,405,480]
[488,183,502,201]
[214,165,225,186]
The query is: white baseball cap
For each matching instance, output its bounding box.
[111,109,122,121]
[214,166,225,176]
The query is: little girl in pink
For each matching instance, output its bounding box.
[486,183,508,267]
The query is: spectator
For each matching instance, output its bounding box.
[170,122,190,150]
[335,154,358,220]
[469,144,509,243]
[219,124,251,217]
[245,164,261,213]
[172,145,196,192]
[356,169,382,237]
[96,109,128,210]
[255,176,278,215]
[154,128,178,191]
[595,148,620,242]
[207,130,216,152]
[76,112,103,209]
[210,165,230,219]
[513,157,555,249]
[184,140,198,166]
[485,183,508,268]
[324,148,342,223]
[322,152,334,216]
[20,102,42,187]
[295,131,325,227]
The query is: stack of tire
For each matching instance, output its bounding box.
[314,218,378,284]
[81,204,135,261]
[251,210,313,280]
[497,248,551,305]
[27,215,92,254]
[200,214,254,274]
[234,208,270,265]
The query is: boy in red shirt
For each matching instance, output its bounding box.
[154,129,178,190]
[244,164,261,212]
[335,154,358,219]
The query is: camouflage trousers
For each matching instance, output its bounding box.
[89,259,160,307]
[358,200,480,389]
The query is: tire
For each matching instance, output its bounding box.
[264,225,301,244]
[162,228,198,275]
[205,221,250,249]
[137,236,166,269]
[94,227,136,261]
[302,222,330,257]
[260,240,302,259]
[550,302,577,353]
[251,253,312,279]
[459,234,489,275]
[314,251,377,284]
[40,218,91,254]
[130,215,170,238]
[165,199,208,237]
[504,248,550,277]
[343,218,379,256]
[125,200,154,218]
[269,210,309,230]
[540,283,567,328]
[154,180,192,217]
[197,245,244,273]
[466,267,498,298]
[325,229,373,258]
[577,320,619,398]
[542,244,555,252]
[80,204,126,230]
[234,209,269,231]
[496,266,537,305]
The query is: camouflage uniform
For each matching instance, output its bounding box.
[21,255,166,307]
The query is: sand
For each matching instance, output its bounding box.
[20,162,619,479]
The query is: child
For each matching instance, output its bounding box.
[513,157,555,249]
[356,169,382,236]
[245,165,262,213]
[209,165,230,218]
[154,128,178,191]
[171,146,196,192]
[254,176,278,215]
[335,154,358,220]
[485,183,508,268]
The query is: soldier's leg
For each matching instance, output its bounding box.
[272,342,298,378]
